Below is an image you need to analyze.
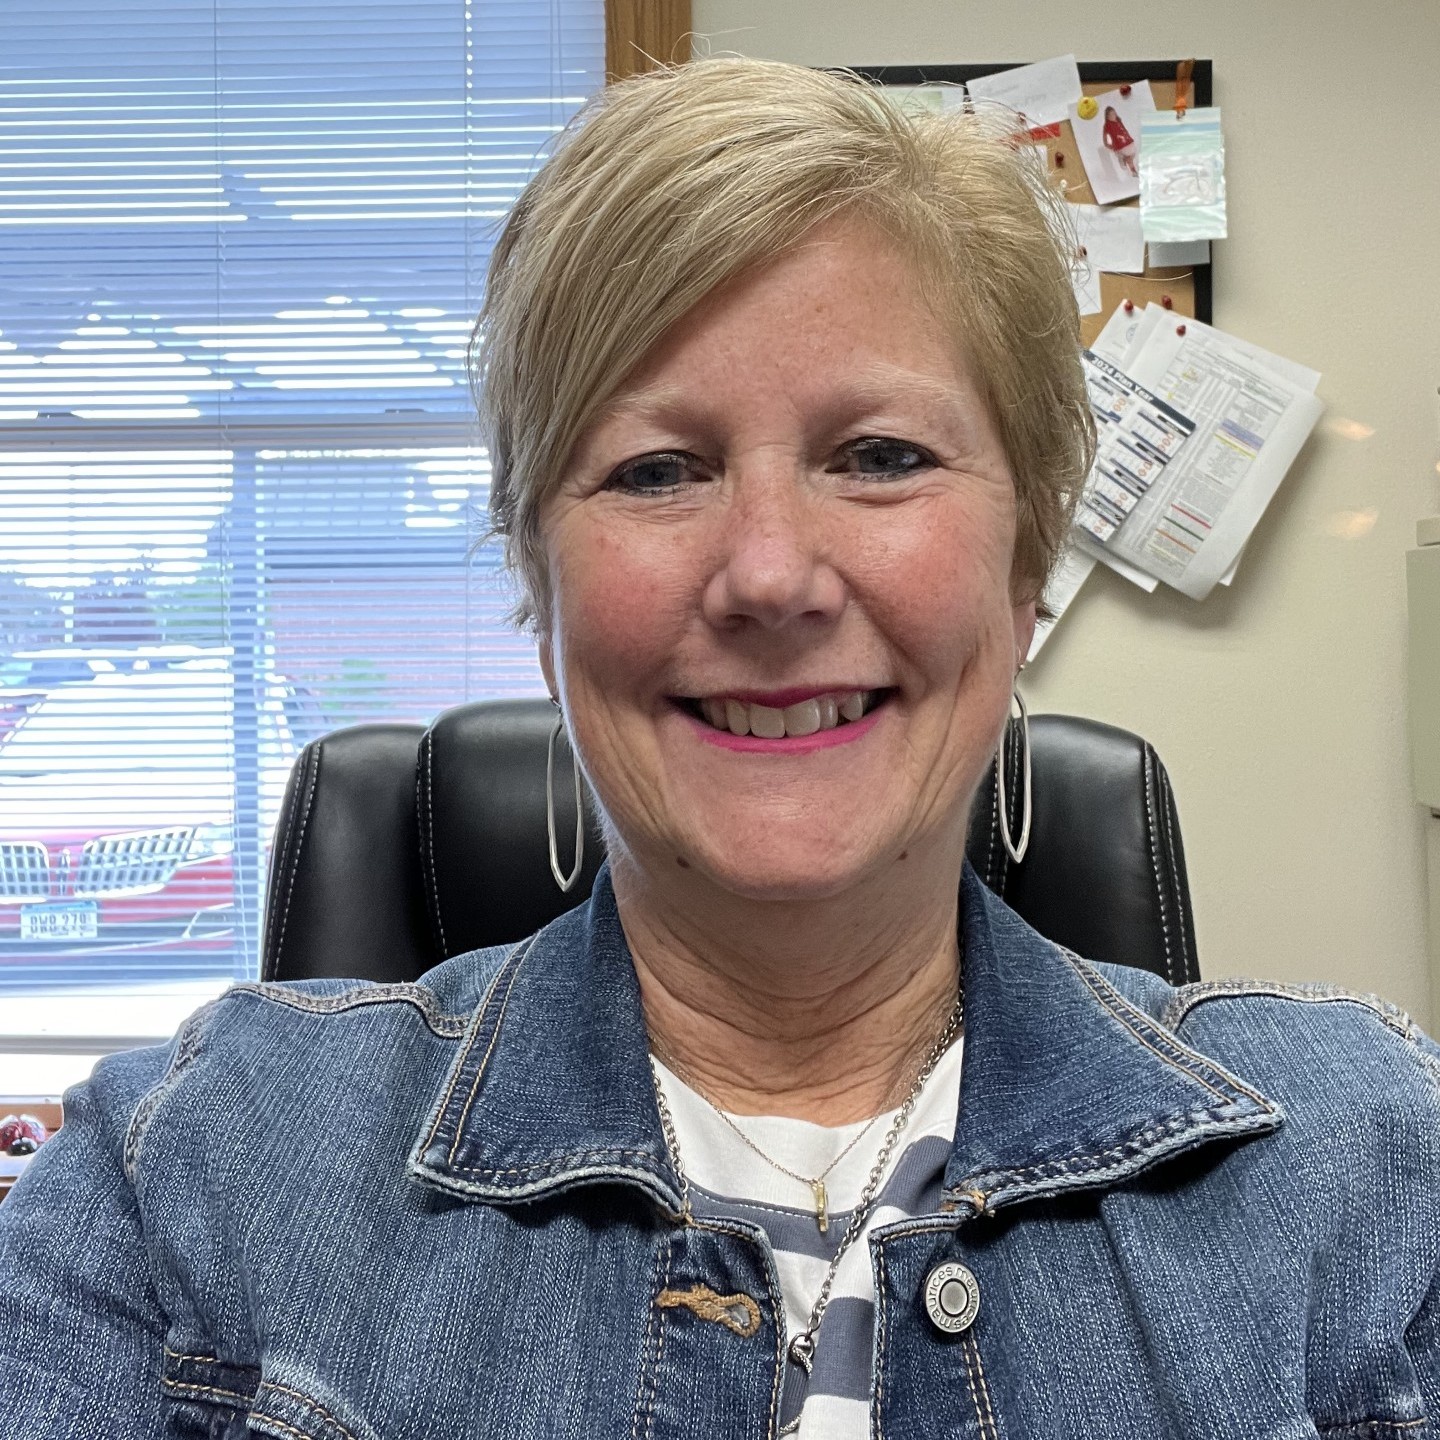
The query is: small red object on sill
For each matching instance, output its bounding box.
[0,1114,48,1156]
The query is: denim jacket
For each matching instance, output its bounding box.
[3,864,1440,1440]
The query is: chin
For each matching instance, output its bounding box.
[683,832,894,905]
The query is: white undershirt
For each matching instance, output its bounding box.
[653,1037,964,1437]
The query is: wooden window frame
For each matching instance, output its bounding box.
[606,0,691,81]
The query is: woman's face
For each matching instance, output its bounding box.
[539,220,1035,902]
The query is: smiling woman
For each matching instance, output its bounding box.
[4,56,1440,1440]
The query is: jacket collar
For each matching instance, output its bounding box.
[941,868,1282,1213]
[409,865,1281,1214]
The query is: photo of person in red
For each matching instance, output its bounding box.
[1103,104,1138,176]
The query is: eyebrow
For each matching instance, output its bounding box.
[595,360,981,431]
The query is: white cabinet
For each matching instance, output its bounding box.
[1409,517,1440,813]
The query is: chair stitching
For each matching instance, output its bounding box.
[1140,746,1177,986]
[444,931,541,1166]
[1157,770,1195,982]
[418,936,528,1155]
[984,749,1003,893]
[267,745,320,979]
[965,1330,1002,1440]
[419,730,447,958]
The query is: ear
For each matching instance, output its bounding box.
[538,634,558,702]
[1011,598,1038,673]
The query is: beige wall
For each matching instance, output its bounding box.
[691,0,1440,1021]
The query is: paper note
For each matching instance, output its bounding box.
[966,55,1083,129]
[1070,83,1156,206]
[1028,544,1097,660]
[1071,255,1103,317]
[1081,306,1322,598]
[1069,204,1145,274]
[1139,108,1228,242]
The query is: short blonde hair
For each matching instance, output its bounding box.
[474,57,1093,630]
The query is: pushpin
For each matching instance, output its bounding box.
[1122,298,1135,313]
[1160,294,1173,309]
[1119,83,1132,97]
[1054,151,1065,167]
[1076,95,1098,121]
[1176,324,1187,336]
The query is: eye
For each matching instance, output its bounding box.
[603,451,703,495]
[836,437,936,478]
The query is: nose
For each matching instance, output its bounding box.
[700,457,846,632]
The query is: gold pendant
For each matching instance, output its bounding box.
[812,1179,828,1234]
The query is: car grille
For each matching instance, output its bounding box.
[73,828,195,899]
[0,841,50,901]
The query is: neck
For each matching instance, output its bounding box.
[611,843,965,1125]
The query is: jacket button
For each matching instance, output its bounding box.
[924,1262,981,1334]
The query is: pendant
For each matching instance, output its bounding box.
[787,1331,816,1374]
[811,1179,828,1235]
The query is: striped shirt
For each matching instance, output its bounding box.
[653,1037,964,1437]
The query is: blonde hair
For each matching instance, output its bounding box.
[474,57,1094,630]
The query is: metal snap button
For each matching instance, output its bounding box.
[924,1261,980,1334]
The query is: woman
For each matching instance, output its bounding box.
[1102,103,1139,176]
[2,58,1438,1440]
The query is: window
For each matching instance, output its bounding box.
[0,0,605,1051]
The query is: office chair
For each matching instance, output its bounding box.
[260,700,1199,989]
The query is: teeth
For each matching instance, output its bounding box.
[783,700,822,737]
[696,690,875,738]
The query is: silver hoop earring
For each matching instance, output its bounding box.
[996,688,1032,865]
[546,709,585,893]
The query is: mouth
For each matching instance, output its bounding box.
[676,688,894,740]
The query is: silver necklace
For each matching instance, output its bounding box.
[647,987,963,1396]
[650,1044,883,1235]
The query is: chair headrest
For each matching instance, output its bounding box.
[264,698,1198,986]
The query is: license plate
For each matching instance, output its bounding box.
[20,901,99,942]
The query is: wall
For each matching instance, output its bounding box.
[690,0,1440,1021]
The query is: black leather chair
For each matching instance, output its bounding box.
[261,700,1200,988]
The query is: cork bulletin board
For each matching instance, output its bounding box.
[847,61,1215,348]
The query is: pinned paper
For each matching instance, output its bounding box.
[1069,83,1156,206]
[1070,254,1102,316]
[966,55,1083,130]
[1139,108,1228,242]
[1069,204,1145,274]
[1075,304,1321,599]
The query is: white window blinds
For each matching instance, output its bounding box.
[0,0,601,1023]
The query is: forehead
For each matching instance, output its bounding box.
[591,222,985,433]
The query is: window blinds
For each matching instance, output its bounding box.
[0,0,601,1017]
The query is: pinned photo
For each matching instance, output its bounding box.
[1070,83,1157,206]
